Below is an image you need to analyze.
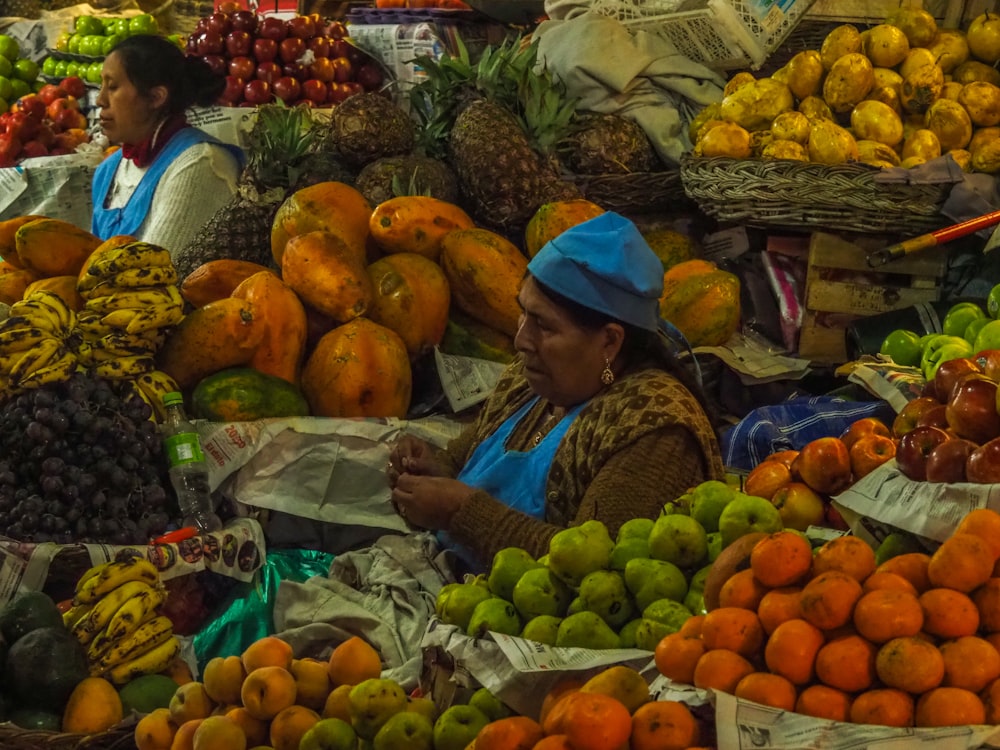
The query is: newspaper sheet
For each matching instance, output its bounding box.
[434,348,507,413]
[694,332,812,385]
[0,149,105,228]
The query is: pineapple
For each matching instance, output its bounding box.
[559,112,660,174]
[329,93,416,169]
[355,155,459,206]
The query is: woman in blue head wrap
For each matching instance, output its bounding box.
[388,212,725,573]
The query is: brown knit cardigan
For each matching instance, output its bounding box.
[437,357,726,566]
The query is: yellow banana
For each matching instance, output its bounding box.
[126,304,184,335]
[62,601,95,630]
[8,338,62,382]
[0,315,34,334]
[91,355,155,379]
[86,286,179,314]
[71,580,158,645]
[97,616,174,672]
[100,309,142,330]
[106,636,180,686]
[99,266,178,291]
[9,301,62,335]
[96,331,163,357]
[21,290,75,331]
[18,351,78,389]
[105,586,167,643]
[91,242,174,278]
[74,557,161,604]
[0,326,53,355]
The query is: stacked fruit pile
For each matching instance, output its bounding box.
[0,33,40,114]
[690,8,1000,173]
[0,77,91,165]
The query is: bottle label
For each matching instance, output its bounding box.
[164,432,206,467]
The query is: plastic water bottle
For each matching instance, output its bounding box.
[161,392,222,533]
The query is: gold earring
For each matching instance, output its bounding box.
[601,358,614,386]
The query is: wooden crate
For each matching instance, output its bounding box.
[797,231,947,364]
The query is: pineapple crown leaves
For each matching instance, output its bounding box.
[390,167,434,198]
[245,101,323,191]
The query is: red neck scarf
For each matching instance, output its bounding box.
[121,113,189,168]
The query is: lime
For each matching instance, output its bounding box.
[74,15,105,35]
[0,77,12,102]
[880,328,923,366]
[41,56,57,76]
[0,35,19,62]
[9,78,29,99]
[67,34,82,55]
[988,282,1000,319]
[942,301,987,338]
[0,56,11,79]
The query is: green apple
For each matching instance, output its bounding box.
[468,687,511,722]
[875,531,924,565]
[520,614,562,645]
[880,328,922,367]
[487,547,541,601]
[405,697,438,723]
[975,320,1000,355]
[616,517,654,543]
[511,566,571,620]
[129,13,159,34]
[966,317,990,346]
[718,493,783,548]
[555,610,620,649]
[921,334,973,380]
[373,709,433,750]
[609,536,649,571]
[618,618,641,648]
[435,582,492,632]
[576,569,634,629]
[688,479,735,533]
[67,34,83,55]
[41,56,57,77]
[467,597,521,639]
[348,678,408,740]
[74,15,104,35]
[432,705,490,750]
[988,282,1000,319]
[624,557,688,610]
[942,301,987,338]
[0,35,19,62]
[300,717,358,750]
[547,520,614,587]
[647,513,708,569]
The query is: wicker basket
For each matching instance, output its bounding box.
[0,722,136,750]
[568,169,691,215]
[679,155,954,235]
[171,0,213,36]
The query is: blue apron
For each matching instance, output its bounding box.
[438,396,585,573]
[91,127,245,240]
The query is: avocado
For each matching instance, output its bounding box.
[119,674,179,714]
[9,706,61,731]
[5,626,89,713]
[0,590,64,645]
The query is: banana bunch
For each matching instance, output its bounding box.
[75,241,185,382]
[65,557,180,685]
[0,290,80,393]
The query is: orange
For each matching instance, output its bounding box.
[875,636,945,693]
[815,634,877,692]
[955,508,1000,561]
[973,577,1000,632]
[794,685,852,722]
[629,700,700,750]
[679,614,705,638]
[861,571,918,595]
[539,678,583,730]
[241,636,293,672]
[476,716,544,750]
[532,736,574,750]
[811,535,877,582]
[757,587,802,635]
[926,532,994,592]
[764,618,825,686]
[919,588,980,639]
[700,607,765,658]
[849,688,914,727]
[654,633,706,685]
[717,568,769,611]
[915,687,986,727]
[750,531,813,588]
[874,552,931,593]
[327,636,382,688]
[939,635,1000,692]
[852,588,924,643]
[981,676,1000,723]
[561,692,632,750]
[733,672,797,711]
[692,649,756,694]
[799,571,864,631]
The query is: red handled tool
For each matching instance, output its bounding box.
[867,207,1000,267]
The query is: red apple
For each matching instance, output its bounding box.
[849,433,897,480]
[917,403,950,430]
[219,75,245,105]
[896,425,952,481]
[791,436,853,495]
[195,30,225,56]
[825,503,850,531]
[46,97,78,123]
[282,62,309,80]
[967,435,1000,483]
[326,21,347,39]
[946,375,1000,444]
[327,82,352,104]
[201,54,228,77]
[926,438,978,483]
[0,135,22,167]
[272,75,301,103]
[892,396,941,438]
[258,16,288,41]
[840,417,892,451]
[330,56,353,83]
[33,122,54,146]
[976,349,1000,382]
[230,9,257,33]
[307,35,330,58]
[330,38,352,58]
[243,79,272,104]
[228,56,256,81]
[205,11,233,35]
[279,36,306,64]
[37,83,68,106]
[308,57,334,83]
[287,15,316,39]
[769,482,826,532]
[341,81,364,98]
[4,111,37,141]
[255,62,282,85]
[355,62,384,91]
[59,76,86,99]
[934,356,984,403]
[225,30,253,57]
[252,37,278,63]
[20,139,48,158]
[14,95,46,121]
[301,78,327,105]
[52,107,86,131]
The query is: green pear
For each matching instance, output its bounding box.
[348,678,408,740]
[634,618,674,651]
[373,710,434,750]
[689,480,736,533]
[624,558,687,610]
[609,537,650,571]
[648,514,708,569]
[469,687,511,722]
[566,596,585,615]
[686,564,712,614]
[434,583,461,615]
[618,618,642,648]
[718,492,784,548]
[467,597,522,638]
[577,569,635,629]
[706,531,724,562]
[555,610,621,650]
[299,717,358,750]
[520,615,562,646]
[487,547,542,601]
[437,583,494,632]
[547,520,614,587]
[432,705,490,750]
[662,491,693,516]
[616,518,654,543]
[643,598,693,642]
[875,531,924,564]
[512,566,572,620]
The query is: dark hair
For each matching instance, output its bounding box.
[110,34,223,116]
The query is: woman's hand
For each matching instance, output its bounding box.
[391,474,474,530]
[387,435,449,488]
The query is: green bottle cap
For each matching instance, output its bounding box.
[162,391,184,406]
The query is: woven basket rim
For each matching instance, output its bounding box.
[567,168,689,214]
[0,719,136,750]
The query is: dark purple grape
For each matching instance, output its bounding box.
[41,457,65,476]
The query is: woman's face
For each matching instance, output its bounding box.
[96,51,163,146]
[514,276,622,407]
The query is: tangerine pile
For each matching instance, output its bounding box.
[654,509,1000,728]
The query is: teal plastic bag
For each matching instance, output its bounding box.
[192,548,334,673]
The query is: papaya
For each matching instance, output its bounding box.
[439,228,528,338]
[0,215,44,268]
[659,259,741,348]
[24,275,84,311]
[180,259,276,308]
[270,181,372,267]
[366,252,451,360]
[639,227,700,272]
[231,271,308,384]
[280,230,373,323]
[368,195,475,260]
[157,297,265,389]
[439,309,516,364]
[301,317,411,419]
[0,268,40,305]
[62,677,123,734]
[14,218,102,277]
[191,367,310,421]
[524,199,605,258]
